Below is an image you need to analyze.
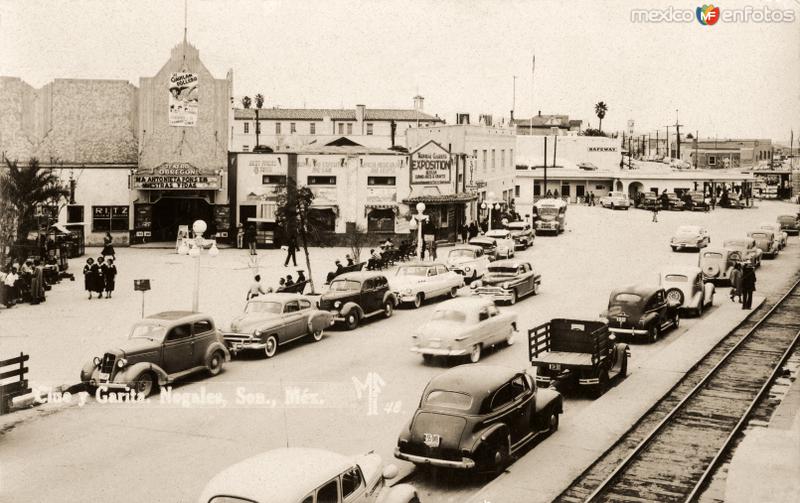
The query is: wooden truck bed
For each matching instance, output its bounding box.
[529,318,609,368]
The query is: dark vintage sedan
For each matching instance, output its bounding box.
[603,285,680,343]
[80,311,230,398]
[777,214,799,236]
[471,259,541,304]
[318,272,397,330]
[395,364,562,473]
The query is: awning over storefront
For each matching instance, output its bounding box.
[310,204,339,216]
[402,193,478,205]
[364,203,398,216]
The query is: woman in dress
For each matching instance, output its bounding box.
[104,258,117,298]
[83,258,96,299]
[95,256,106,298]
[101,232,115,260]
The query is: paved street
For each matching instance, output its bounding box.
[1,201,799,503]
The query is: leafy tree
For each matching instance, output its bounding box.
[241,95,252,109]
[275,179,326,294]
[582,128,607,137]
[347,224,366,263]
[3,158,69,245]
[0,170,17,265]
[594,101,608,133]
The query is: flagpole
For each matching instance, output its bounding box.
[530,52,535,136]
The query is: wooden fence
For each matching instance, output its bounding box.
[0,353,31,415]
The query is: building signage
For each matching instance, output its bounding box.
[588,147,618,152]
[133,163,220,190]
[245,155,285,175]
[168,72,199,127]
[410,141,452,185]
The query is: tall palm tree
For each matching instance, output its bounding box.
[254,93,265,147]
[3,158,69,243]
[241,96,252,109]
[594,101,608,133]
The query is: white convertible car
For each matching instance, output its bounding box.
[658,266,715,317]
[483,230,516,259]
[389,262,464,308]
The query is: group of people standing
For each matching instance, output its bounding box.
[728,262,757,310]
[1,259,47,307]
[82,233,118,299]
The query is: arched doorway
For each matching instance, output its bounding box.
[151,196,213,242]
[628,181,644,204]
[615,180,623,192]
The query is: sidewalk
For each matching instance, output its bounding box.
[468,294,765,503]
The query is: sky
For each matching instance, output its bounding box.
[1,0,798,143]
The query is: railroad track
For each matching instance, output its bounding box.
[567,277,800,503]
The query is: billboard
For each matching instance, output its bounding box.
[168,72,198,127]
[410,140,452,185]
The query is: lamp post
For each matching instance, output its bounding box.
[411,202,429,260]
[181,219,219,312]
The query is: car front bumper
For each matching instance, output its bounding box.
[671,241,702,249]
[474,287,513,301]
[394,447,476,469]
[609,327,648,336]
[410,345,468,356]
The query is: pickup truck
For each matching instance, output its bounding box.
[529,318,629,398]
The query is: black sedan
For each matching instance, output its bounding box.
[395,364,562,473]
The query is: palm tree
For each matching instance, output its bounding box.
[3,157,69,244]
[241,96,251,109]
[594,101,608,133]
[254,93,265,148]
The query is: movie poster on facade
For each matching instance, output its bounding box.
[168,72,199,126]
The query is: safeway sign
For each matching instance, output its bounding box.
[410,140,452,185]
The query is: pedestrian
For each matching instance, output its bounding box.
[30,260,45,304]
[236,223,244,249]
[460,224,468,243]
[590,192,596,206]
[245,224,257,256]
[729,263,742,302]
[469,222,478,240]
[297,270,307,284]
[246,274,267,300]
[3,265,18,308]
[277,278,286,292]
[83,258,97,299]
[104,258,117,298]
[651,203,659,223]
[95,257,106,298]
[710,195,716,210]
[101,232,116,260]
[429,239,438,260]
[741,264,757,310]
[285,274,295,287]
[284,235,298,267]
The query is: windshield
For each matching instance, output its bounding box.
[725,241,747,249]
[431,310,467,323]
[397,266,429,277]
[539,207,559,216]
[506,223,526,230]
[778,216,795,223]
[449,249,475,258]
[677,226,699,234]
[750,233,768,239]
[129,323,167,342]
[470,240,493,249]
[613,293,642,304]
[488,266,519,275]
[664,274,689,282]
[245,301,282,314]
[703,252,723,259]
[486,232,507,238]
[329,279,361,292]
[426,390,473,410]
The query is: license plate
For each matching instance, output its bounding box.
[423,433,441,448]
[98,372,110,381]
[549,363,561,371]
[615,316,627,323]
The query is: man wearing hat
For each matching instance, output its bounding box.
[327,260,343,284]
[345,254,354,267]
[285,274,295,287]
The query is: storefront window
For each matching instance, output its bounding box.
[92,205,129,232]
[308,176,336,185]
[67,205,84,223]
[262,175,287,185]
[309,209,336,232]
[367,176,396,186]
[367,209,395,233]
[366,123,373,135]
[310,123,316,134]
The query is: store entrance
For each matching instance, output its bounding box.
[151,196,213,241]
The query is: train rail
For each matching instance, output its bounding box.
[568,277,800,503]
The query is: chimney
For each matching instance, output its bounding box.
[355,104,365,124]
[413,95,424,111]
[538,110,542,116]
[456,113,470,125]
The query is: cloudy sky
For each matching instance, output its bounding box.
[1,0,798,142]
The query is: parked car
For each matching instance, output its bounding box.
[758,222,788,249]
[599,191,631,210]
[483,230,516,259]
[699,247,740,285]
[658,267,715,317]
[529,318,629,398]
[80,311,230,398]
[468,236,499,261]
[670,225,710,251]
[720,193,743,209]
[685,191,710,211]
[389,262,464,308]
[198,447,419,503]
[504,221,535,248]
[723,237,762,268]
[410,297,517,364]
[532,198,567,234]
[602,285,680,343]
[777,214,799,236]
[747,229,779,259]
[639,192,660,210]
[662,192,685,211]
[446,245,490,282]
[471,259,541,305]
[395,364,562,473]
[223,293,334,359]
[318,272,397,330]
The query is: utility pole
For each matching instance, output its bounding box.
[664,125,671,158]
[656,130,659,156]
[512,75,517,122]
[694,130,699,169]
[674,109,683,160]
[543,136,548,195]
[530,53,536,137]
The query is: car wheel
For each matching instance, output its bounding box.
[311,328,324,342]
[610,203,615,210]
[422,354,434,365]
[449,287,458,298]
[412,293,423,309]
[131,372,154,399]
[488,440,510,475]
[264,335,278,358]
[533,281,540,295]
[207,350,225,376]
[648,324,659,343]
[548,411,560,433]
[673,313,680,329]
[666,288,684,306]
[508,290,517,305]
[696,300,704,317]
[469,344,482,363]
[345,312,360,330]
[620,353,628,377]
[383,300,394,318]
[506,330,516,346]
[591,370,609,399]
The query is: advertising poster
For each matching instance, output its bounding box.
[168,72,199,126]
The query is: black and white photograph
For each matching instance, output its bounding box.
[1,1,799,502]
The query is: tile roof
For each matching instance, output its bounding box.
[512,115,575,128]
[234,107,443,122]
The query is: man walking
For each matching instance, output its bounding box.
[284,235,298,267]
[651,203,659,223]
[741,264,757,310]
[245,224,257,255]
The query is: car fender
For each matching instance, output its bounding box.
[641,311,658,328]
[378,484,419,503]
[688,290,702,309]
[535,387,563,415]
[80,360,97,383]
[703,283,715,305]
[308,311,334,332]
[112,362,169,387]
[203,341,230,363]
[382,291,398,307]
[340,302,364,318]
[466,422,510,453]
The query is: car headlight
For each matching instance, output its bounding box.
[334,300,342,309]
[464,266,471,272]
[470,282,478,289]
[403,288,412,295]
[116,358,127,369]
[93,356,101,366]
[502,282,510,289]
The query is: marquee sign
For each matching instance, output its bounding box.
[410,141,452,185]
[133,162,220,190]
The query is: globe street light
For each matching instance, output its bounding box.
[186,219,219,312]
[412,202,429,260]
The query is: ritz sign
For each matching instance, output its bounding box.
[410,140,452,185]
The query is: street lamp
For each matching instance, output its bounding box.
[183,219,219,312]
[411,202,429,260]
[481,200,501,231]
